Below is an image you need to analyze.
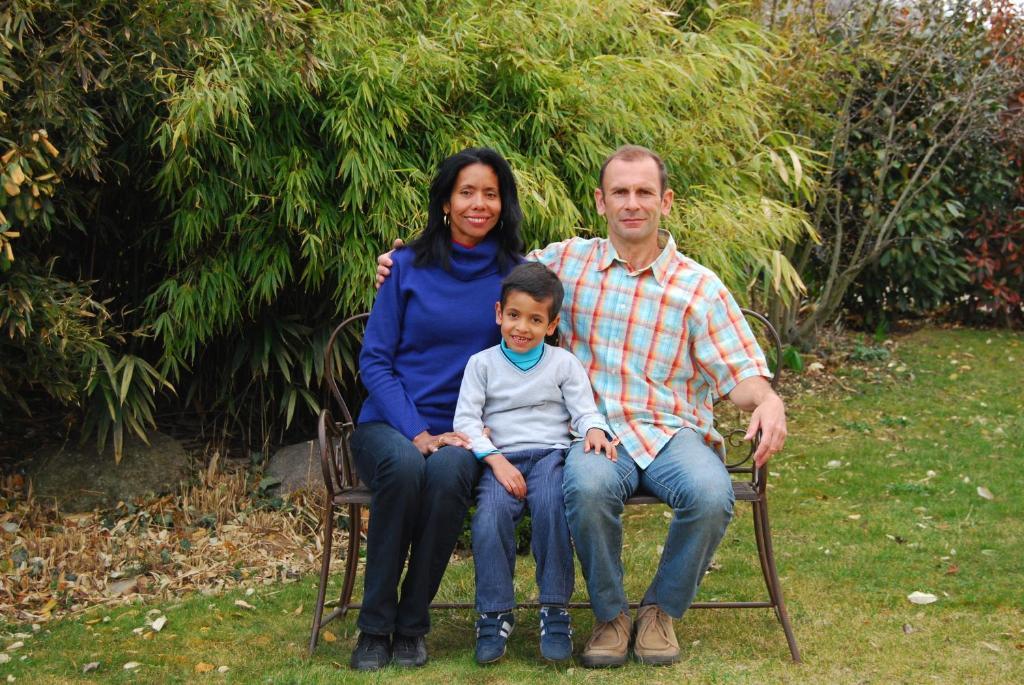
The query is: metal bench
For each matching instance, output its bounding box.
[308,310,800,662]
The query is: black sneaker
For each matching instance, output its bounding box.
[350,632,391,671]
[392,633,428,667]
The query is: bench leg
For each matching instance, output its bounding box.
[753,499,801,663]
[308,497,336,656]
[337,503,362,617]
[752,500,779,607]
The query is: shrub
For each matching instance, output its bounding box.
[759,0,1024,342]
[2,0,814,453]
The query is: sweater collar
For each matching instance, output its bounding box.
[449,235,502,281]
[500,339,544,371]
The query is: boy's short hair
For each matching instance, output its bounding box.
[499,262,564,319]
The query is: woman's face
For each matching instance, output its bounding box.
[443,163,501,246]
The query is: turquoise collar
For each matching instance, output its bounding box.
[500,339,544,371]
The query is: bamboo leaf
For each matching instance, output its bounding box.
[119,356,136,404]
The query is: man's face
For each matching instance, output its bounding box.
[595,157,673,249]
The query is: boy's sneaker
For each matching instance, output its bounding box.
[349,631,391,671]
[475,611,514,664]
[539,606,573,662]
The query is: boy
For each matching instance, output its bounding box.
[454,262,617,664]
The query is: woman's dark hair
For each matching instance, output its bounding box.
[409,147,524,273]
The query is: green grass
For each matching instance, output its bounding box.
[3,327,1023,683]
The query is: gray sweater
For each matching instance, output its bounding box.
[453,344,612,456]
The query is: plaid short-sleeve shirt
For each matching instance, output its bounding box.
[529,233,770,469]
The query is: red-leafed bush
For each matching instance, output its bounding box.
[957,1,1024,326]
[963,210,1024,324]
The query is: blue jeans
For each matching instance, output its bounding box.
[472,448,574,613]
[563,428,734,622]
[351,422,481,636]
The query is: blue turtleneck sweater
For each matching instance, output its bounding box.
[359,237,517,439]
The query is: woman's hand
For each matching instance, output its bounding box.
[584,428,618,462]
[412,430,471,456]
[483,453,527,500]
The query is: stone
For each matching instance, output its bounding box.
[264,441,322,496]
[106,578,138,597]
[27,432,190,513]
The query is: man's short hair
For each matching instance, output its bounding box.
[598,144,668,195]
[499,262,564,320]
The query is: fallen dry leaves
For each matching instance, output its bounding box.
[0,469,349,624]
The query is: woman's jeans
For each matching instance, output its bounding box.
[563,428,734,622]
[351,421,481,637]
[471,448,574,613]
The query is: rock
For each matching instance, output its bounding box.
[27,432,190,513]
[264,441,322,495]
[106,578,139,597]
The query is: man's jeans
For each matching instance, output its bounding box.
[472,448,574,613]
[563,428,734,622]
[351,421,481,637]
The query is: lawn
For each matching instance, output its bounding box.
[2,326,1022,684]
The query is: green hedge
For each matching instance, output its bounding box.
[1,0,812,455]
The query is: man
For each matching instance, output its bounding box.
[377,145,786,667]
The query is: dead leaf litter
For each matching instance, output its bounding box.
[0,469,347,624]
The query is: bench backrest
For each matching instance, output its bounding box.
[319,309,782,497]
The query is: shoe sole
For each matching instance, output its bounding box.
[540,651,572,664]
[580,654,628,668]
[633,651,680,666]
[392,658,428,668]
[476,646,507,665]
[350,660,390,672]
[541,655,572,664]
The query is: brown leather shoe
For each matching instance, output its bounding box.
[580,611,632,668]
[634,604,680,665]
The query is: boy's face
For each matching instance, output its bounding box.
[495,291,560,354]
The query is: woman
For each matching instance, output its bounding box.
[350,148,524,670]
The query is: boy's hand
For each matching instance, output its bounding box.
[584,428,618,462]
[375,238,404,289]
[483,453,526,500]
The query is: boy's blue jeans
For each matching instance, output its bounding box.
[563,428,734,622]
[472,447,575,613]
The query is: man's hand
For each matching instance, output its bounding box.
[375,238,404,289]
[743,393,786,468]
[412,429,471,456]
[584,428,618,462]
[728,376,787,468]
[483,453,527,499]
